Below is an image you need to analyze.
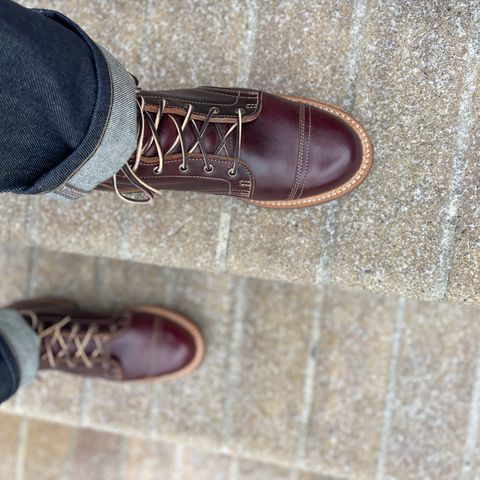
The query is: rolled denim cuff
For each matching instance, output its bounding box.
[0,309,39,389]
[49,47,137,200]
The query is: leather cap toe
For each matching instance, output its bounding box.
[109,308,204,381]
[299,105,363,199]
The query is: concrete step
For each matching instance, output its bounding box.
[5,0,479,305]
[1,245,480,479]
[0,412,330,480]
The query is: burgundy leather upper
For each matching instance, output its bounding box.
[8,299,202,381]
[100,87,369,203]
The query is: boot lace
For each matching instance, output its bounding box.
[113,94,244,204]
[21,310,109,370]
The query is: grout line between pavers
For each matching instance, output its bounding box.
[215,198,233,272]
[94,256,105,306]
[228,456,239,480]
[60,427,78,480]
[118,206,132,261]
[116,435,129,480]
[25,246,38,299]
[172,444,184,480]
[344,0,368,111]
[140,0,156,81]
[460,347,480,480]
[315,203,339,285]
[315,0,368,287]
[293,287,325,471]
[236,0,259,87]
[78,379,92,428]
[375,297,406,480]
[15,417,28,480]
[434,10,479,300]
[25,197,38,248]
[221,277,247,449]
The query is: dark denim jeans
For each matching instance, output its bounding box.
[0,0,111,193]
[0,1,137,402]
[0,334,20,403]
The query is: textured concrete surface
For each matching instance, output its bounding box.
[127,191,226,272]
[23,419,72,480]
[330,1,480,301]
[1,245,480,479]
[0,412,340,480]
[0,414,22,479]
[226,279,317,463]
[0,0,476,304]
[0,412,339,480]
[446,76,480,304]
[227,204,327,284]
[304,289,397,478]
[381,301,480,480]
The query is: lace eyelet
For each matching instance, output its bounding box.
[179,164,189,173]
[228,168,238,178]
[152,166,161,175]
[236,108,245,114]
[211,107,220,114]
[204,165,215,174]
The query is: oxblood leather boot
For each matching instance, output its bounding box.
[8,299,204,381]
[100,86,373,208]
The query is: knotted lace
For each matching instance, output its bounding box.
[113,95,244,204]
[21,310,108,369]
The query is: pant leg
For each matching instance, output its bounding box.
[0,0,137,198]
[0,309,39,404]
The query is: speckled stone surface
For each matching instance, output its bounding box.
[237,459,293,480]
[0,243,30,304]
[304,288,397,479]
[226,279,317,463]
[227,204,326,284]
[249,0,357,107]
[1,247,480,477]
[383,301,480,480]
[0,412,339,480]
[143,0,250,89]
[70,428,123,480]
[127,191,226,273]
[28,247,98,306]
[0,195,30,245]
[123,437,175,480]
[446,79,480,304]
[24,419,72,480]
[85,378,156,435]
[330,1,479,300]
[0,413,22,479]
[180,446,232,480]
[298,473,342,480]
[31,192,126,259]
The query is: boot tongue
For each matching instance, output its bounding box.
[141,112,233,158]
